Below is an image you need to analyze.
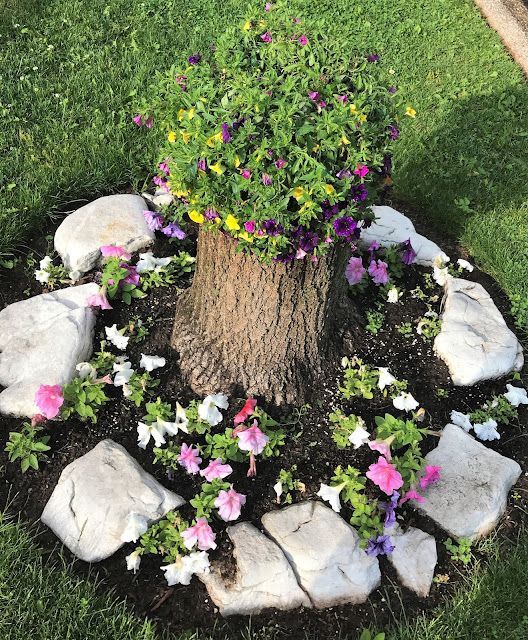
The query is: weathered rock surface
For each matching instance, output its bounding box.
[199,522,310,615]
[388,526,437,597]
[261,501,380,608]
[54,194,154,274]
[361,206,447,267]
[41,440,184,562]
[434,278,523,385]
[0,283,99,417]
[416,424,521,539]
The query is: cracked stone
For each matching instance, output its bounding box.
[415,424,521,540]
[199,522,310,616]
[54,194,154,274]
[388,526,437,597]
[434,278,523,385]
[41,439,184,562]
[261,501,380,608]
[360,206,447,266]
[0,283,99,417]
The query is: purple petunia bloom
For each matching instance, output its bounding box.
[261,173,272,186]
[337,168,352,180]
[145,116,153,129]
[273,252,295,264]
[308,90,320,102]
[366,535,395,557]
[132,115,143,126]
[367,53,380,63]
[188,53,201,65]
[232,116,246,130]
[197,158,208,172]
[368,240,380,254]
[400,239,417,265]
[345,256,366,285]
[153,175,169,192]
[221,122,231,143]
[143,210,165,231]
[350,183,368,202]
[121,263,140,286]
[159,162,170,176]
[368,259,390,285]
[333,216,357,238]
[299,231,319,253]
[262,219,283,236]
[337,94,348,103]
[388,125,400,140]
[204,207,219,221]
[322,200,340,220]
[379,491,400,529]
[240,168,251,179]
[162,223,186,240]
[274,158,287,169]
[260,31,272,43]
[244,220,256,233]
[388,85,397,94]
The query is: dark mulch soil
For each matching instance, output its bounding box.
[0,197,527,640]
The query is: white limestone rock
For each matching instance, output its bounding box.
[434,278,523,385]
[261,501,380,608]
[361,206,447,267]
[41,440,184,562]
[416,424,521,540]
[54,194,154,274]
[199,522,310,616]
[0,283,99,417]
[388,526,437,597]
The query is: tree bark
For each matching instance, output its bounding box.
[171,228,349,405]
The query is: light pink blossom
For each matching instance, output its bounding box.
[100,245,131,260]
[87,292,113,310]
[237,421,269,454]
[132,115,143,126]
[233,397,257,426]
[35,384,64,419]
[181,518,217,551]
[399,489,425,505]
[368,259,389,285]
[366,456,403,495]
[368,439,392,461]
[214,487,246,521]
[199,458,233,481]
[419,465,441,490]
[345,256,366,285]
[178,443,202,474]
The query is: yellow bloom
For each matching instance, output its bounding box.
[189,210,204,224]
[210,162,224,175]
[177,108,186,121]
[299,201,313,214]
[324,184,335,195]
[243,20,251,31]
[359,114,367,123]
[293,186,304,200]
[233,155,241,168]
[173,187,189,198]
[167,130,177,143]
[180,131,191,144]
[340,134,350,146]
[238,231,254,243]
[225,214,240,231]
[206,131,223,147]
[312,144,320,152]
[405,106,417,118]
[188,107,195,120]
[349,103,357,114]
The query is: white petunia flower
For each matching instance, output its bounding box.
[450,410,473,432]
[273,480,283,503]
[378,367,397,390]
[121,512,149,543]
[126,549,142,574]
[393,392,419,412]
[433,265,450,287]
[504,384,528,408]
[474,419,500,441]
[137,421,166,449]
[387,287,400,304]
[136,252,172,274]
[174,402,189,433]
[317,483,343,513]
[122,384,133,398]
[433,253,450,268]
[161,551,210,586]
[35,256,53,283]
[140,354,166,372]
[105,324,129,350]
[457,259,474,272]
[76,362,97,381]
[348,424,371,449]
[113,360,134,386]
[157,413,189,437]
[198,393,229,426]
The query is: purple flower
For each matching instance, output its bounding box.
[299,231,319,253]
[366,535,395,557]
[322,200,340,220]
[197,158,208,172]
[240,168,251,179]
[388,125,400,140]
[367,53,380,63]
[308,90,320,102]
[265,2,272,10]
[388,85,397,94]
[262,219,283,236]
[274,158,287,169]
[162,223,186,240]
[153,175,169,192]
[143,210,164,231]
[261,173,272,186]
[368,259,390,285]
[379,491,400,528]
[159,162,170,176]
[121,263,140,286]
[204,207,219,221]
[345,256,366,285]
[298,35,308,46]
[333,216,357,238]
[350,183,368,202]
[232,116,245,130]
[337,168,352,180]
[368,241,380,254]
[337,94,348,103]
[221,122,231,143]
[132,115,143,126]
[273,252,295,264]
[145,117,153,129]
[260,31,272,43]
[188,53,201,65]
[400,239,417,265]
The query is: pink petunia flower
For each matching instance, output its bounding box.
[354,164,369,179]
[100,245,131,260]
[199,458,233,482]
[399,489,426,505]
[132,115,143,126]
[368,259,390,285]
[298,35,308,46]
[345,256,366,285]
[274,158,287,169]
[244,220,256,233]
[87,292,113,310]
[234,397,257,425]
[419,465,442,490]
[178,443,202,474]
[368,439,392,462]
[145,116,153,128]
[237,421,269,454]
[181,518,217,551]
[35,384,64,419]
[366,456,403,495]
[260,32,272,43]
[214,487,246,521]
[240,169,251,179]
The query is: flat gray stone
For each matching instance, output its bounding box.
[199,522,310,616]
[434,278,523,385]
[54,194,154,274]
[388,526,437,597]
[0,283,99,417]
[262,501,380,608]
[416,424,521,540]
[361,206,447,267]
[41,440,184,562]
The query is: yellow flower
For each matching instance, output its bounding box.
[225,214,240,231]
[177,108,186,121]
[340,134,350,146]
[312,144,320,152]
[180,131,191,144]
[206,131,223,147]
[167,130,177,143]
[210,162,224,175]
[173,187,189,198]
[238,231,254,243]
[349,103,357,114]
[189,210,204,224]
[405,106,417,118]
[359,114,367,123]
[233,155,241,168]
[188,107,195,120]
[324,184,335,195]
[293,186,304,200]
[299,201,313,214]
[243,20,251,31]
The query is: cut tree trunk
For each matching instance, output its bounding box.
[171,228,349,405]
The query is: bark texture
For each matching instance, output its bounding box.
[171,228,349,405]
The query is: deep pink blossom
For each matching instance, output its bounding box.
[87,292,113,310]
[181,518,217,551]
[159,162,170,176]
[35,384,64,419]
[354,164,369,179]
[200,458,233,481]
[298,35,308,46]
[178,443,202,474]
[215,487,246,521]
[237,421,269,454]
[419,465,442,490]
[366,456,403,495]
[345,257,366,285]
[399,489,425,505]
[274,158,287,169]
[100,245,131,260]
[121,263,140,285]
[261,173,272,186]
[240,168,251,179]
[144,116,153,128]
[234,397,257,425]
[260,32,272,43]
[132,115,143,126]
[368,259,389,285]
[244,220,256,233]
[337,95,348,103]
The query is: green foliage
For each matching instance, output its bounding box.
[359,630,385,640]
[396,322,413,336]
[153,442,180,471]
[510,294,528,333]
[470,394,518,426]
[4,424,51,472]
[417,314,442,341]
[184,400,212,435]
[136,510,189,563]
[275,465,305,504]
[141,398,173,425]
[374,414,426,449]
[35,259,69,289]
[329,410,366,449]
[125,372,160,407]
[339,357,379,400]
[101,257,146,304]
[365,309,385,335]
[392,443,425,492]
[126,315,154,344]
[139,251,195,292]
[383,246,405,281]
[89,344,117,376]
[60,378,109,423]
[444,537,473,566]
[436,388,449,399]
[190,479,230,519]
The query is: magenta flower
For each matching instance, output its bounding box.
[265,2,272,10]
[221,122,231,143]
[260,32,272,43]
[159,162,170,176]
[143,210,165,231]
[145,117,153,129]
[367,53,380,62]
[368,260,389,285]
[368,439,392,461]
[274,158,287,169]
[162,222,186,240]
[87,292,113,310]
[337,95,348,103]
[237,421,269,454]
[345,256,366,285]
[333,216,357,238]
[181,518,217,551]
[298,35,308,46]
[214,487,246,521]
[366,456,403,495]
[178,443,202,475]
[188,53,201,65]
[240,169,251,180]
[419,465,442,490]
[121,263,140,285]
[200,458,233,482]
[132,115,143,126]
[308,90,320,102]
[35,384,64,419]
[262,173,272,186]
[234,397,257,425]
[400,489,425,505]
[100,245,131,260]
[354,164,369,179]
[153,175,169,192]
[244,220,256,233]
